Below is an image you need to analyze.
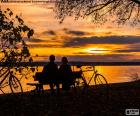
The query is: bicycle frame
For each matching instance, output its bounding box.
[0,69,11,94]
[78,66,98,85]
[0,70,10,87]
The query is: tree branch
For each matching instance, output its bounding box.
[131,0,140,5]
[55,0,140,24]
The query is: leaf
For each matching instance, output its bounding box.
[7,8,10,11]
[27,29,34,38]
[22,46,30,57]
[17,17,24,24]
[9,21,13,25]
[25,76,28,79]
[22,25,29,32]
[9,39,13,45]
[16,15,18,19]
[9,11,13,16]
[31,67,35,72]
[29,57,33,62]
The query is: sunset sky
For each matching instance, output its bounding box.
[1,3,140,62]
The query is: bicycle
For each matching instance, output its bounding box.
[73,65,109,97]
[0,50,24,95]
[0,44,35,95]
[0,67,23,95]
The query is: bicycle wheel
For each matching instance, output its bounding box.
[0,81,11,94]
[94,74,109,98]
[0,72,11,94]
[9,75,23,95]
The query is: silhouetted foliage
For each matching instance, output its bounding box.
[0,8,35,94]
[0,8,36,80]
[55,0,140,25]
[0,8,34,64]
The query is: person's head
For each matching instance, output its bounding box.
[62,57,68,64]
[49,55,55,62]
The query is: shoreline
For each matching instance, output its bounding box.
[0,81,140,116]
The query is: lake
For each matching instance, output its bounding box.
[0,65,139,94]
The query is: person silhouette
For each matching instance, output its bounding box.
[59,57,73,91]
[42,55,59,94]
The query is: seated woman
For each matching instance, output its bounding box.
[59,57,74,91]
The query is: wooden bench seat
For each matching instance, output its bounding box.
[27,71,83,94]
[27,82,41,86]
[27,82,49,94]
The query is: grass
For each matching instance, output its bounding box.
[0,81,140,116]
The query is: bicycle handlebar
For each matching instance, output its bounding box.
[76,65,97,73]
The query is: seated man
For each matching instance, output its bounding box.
[41,55,60,94]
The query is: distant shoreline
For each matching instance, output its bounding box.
[1,61,140,66]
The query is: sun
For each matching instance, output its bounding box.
[85,48,110,54]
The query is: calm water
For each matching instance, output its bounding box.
[1,66,139,94]
[20,66,140,91]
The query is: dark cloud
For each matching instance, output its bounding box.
[66,30,87,36]
[114,44,140,53]
[73,52,89,55]
[27,38,46,42]
[104,32,114,35]
[63,36,140,47]
[42,30,56,36]
[115,49,140,53]
[131,59,140,62]
[29,44,61,48]
[63,28,87,36]
[64,54,134,62]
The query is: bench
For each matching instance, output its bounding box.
[27,71,83,94]
[27,82,48,94]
